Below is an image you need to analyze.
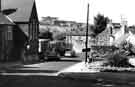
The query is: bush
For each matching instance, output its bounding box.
[119,41,135,56]
[104,51,134,67]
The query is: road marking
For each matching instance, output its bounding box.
[0,72,58,76]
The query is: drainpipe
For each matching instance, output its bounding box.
[0,0,1,12]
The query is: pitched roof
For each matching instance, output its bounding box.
[2,0,35,22]
[0,13,15,25]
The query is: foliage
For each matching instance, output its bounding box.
[119,41,135,56]
[39,30,53,40]
[102,41,135,67]
[104,51,134,67]
[53,33,66,40]
[90,45,118,57]
[89,25,96,38]
[91,14,109,36]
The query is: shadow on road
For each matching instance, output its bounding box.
[59,59,82,62]
[47,58,82,62]
[1,74,133,87]
[0,75,102,87]
[3,69,58,73]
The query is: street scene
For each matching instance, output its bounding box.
[1,0,135,87]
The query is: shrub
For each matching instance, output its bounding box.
[119,41,135,56]
[104,51,134,67]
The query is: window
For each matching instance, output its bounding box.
[6,26,12,40]
[32,19,36,40]
[29,23,33,40]
[35,23,38,39]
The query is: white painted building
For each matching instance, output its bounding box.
[66,33,93,53]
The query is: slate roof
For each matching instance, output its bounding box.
[0,13,15,25]
[2,0,35,22]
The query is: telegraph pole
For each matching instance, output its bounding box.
[85,3,89,63]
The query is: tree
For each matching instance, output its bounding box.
[92,14,110,36]
[54,33,66,40]
[39,30,53,40]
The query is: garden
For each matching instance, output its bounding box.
[88,41,135,72]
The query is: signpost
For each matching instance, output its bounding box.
[82,48,91,52]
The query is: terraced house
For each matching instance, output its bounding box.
[0,0,39,61]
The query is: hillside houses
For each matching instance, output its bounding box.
[40,16,85,33]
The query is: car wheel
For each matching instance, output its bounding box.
[44,56,48,61]
[71,51,76,57]
[56,53,61,60]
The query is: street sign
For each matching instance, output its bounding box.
[82,48,91,52]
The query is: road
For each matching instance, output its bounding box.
[0,55,86,87]
[1,56,83,74]
[0,55,135,87]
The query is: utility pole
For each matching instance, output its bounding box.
[85,3,89,63]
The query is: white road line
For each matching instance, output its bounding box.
[1,72,58,76]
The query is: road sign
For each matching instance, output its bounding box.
[82,48,91,52]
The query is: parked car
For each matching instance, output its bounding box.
[43,47,61,60]
[39,40,67,60]
[65,48,76,57]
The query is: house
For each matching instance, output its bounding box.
[66,31,93,53]
[109,20,129,46]
[93,21,124,46]
[2,0,39,59]
[0,13,14,61]
[113,25,135,47]
[0,12,28,61]
[95,26,112,46]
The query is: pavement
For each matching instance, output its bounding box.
[0,61,23,69]
[0,59,103,74]
[58,61,102,74]
[0,59,80,76]
[57,61,104,78]
[1,61,135,87]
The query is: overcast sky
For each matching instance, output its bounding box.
[36,0,135,25]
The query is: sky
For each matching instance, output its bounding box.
[36,0,135,25]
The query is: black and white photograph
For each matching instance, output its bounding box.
[1,0,135,87]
